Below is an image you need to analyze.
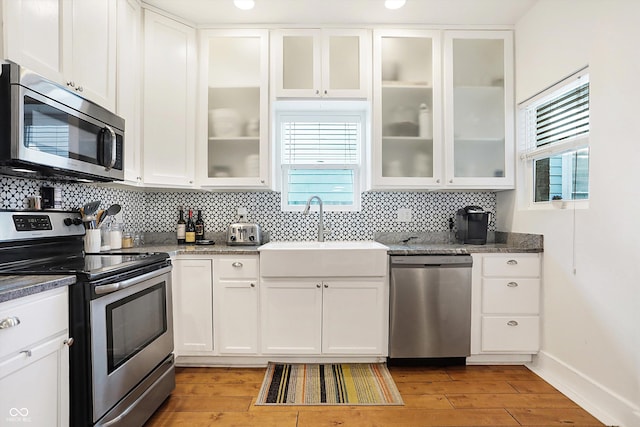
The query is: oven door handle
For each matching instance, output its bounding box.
[94,265,172,295]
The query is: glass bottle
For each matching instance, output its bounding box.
[185,209,196,243]
[195,209,205,241]
[176,206,186,244]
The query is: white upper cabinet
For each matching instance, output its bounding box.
[142,9,197,188]
[197,29,270,188]
[372,30,442,189]
[117,0,142,185]
[272,29,370,98]
[3,0,117,110]
[443,30,514,189]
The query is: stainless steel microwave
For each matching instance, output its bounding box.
[0,62,124,182]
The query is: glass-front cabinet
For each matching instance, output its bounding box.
[197,29,269,188]
[443,31,514,189]
[372,30,442,188]
[272,29,370,99]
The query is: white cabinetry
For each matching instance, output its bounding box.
[2,0,117,109]
[272,29,370,98]
[372,29,442,189]
[469,253,541,363]
[0,287,70,426]
[171,257,213,355]
[142,9,197,187]
[443,30,514,189]
[214,255,259,354]
[261,278,387,356]
[197,30,270,188]
[117,0,143,185]
[371,29,514,190]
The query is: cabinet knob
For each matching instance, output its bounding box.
[507,259,518,265]
[507,320,519,327]
[324,283,328,288]
[507,282,518,288]
[232,262,243,268]
[67,81,76,88]
[64,337,75,347]
[250,283,256,288]
[260,180,265,184]
[76,86,83,92]
[436,179,440,184]
[0,316,20,329]
[315,89,320,95]
[323,90,328,95]
[316,284,321,288]
[20,349,32,357]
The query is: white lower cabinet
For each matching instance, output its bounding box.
[0,287,70,426]
[172,257,214,355]
[214,256,260,354]
[470,253,541,363]
[260,278,387,356]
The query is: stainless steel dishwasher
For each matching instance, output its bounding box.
[389,255,472,359]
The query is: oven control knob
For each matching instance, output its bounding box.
[64,218,72,226]
[230,235,236,241]
[65,217,82,226]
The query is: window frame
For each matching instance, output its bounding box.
[518,67,590,210]
[274,101,368,212]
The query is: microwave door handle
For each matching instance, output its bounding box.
[101,125,117,170]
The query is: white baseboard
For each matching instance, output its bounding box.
[527,351,640,427]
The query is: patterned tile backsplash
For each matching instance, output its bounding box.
[0,176,496,241]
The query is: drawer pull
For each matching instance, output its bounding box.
[0,316,20,329]
[20,349,32,357]
[232,262,243,268]
[507,282,518,287]
[507,259,518,265]
[250,283,256,288]
[507,320,519,327]
[64,337,75,347]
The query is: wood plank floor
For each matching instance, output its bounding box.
[145,365,606,427]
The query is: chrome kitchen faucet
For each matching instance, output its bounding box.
[302,195,326,242]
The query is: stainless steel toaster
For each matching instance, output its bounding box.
[226,222,262,245]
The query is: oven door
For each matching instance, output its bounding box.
[90,265,173,423]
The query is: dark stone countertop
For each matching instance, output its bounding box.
[0,275,76,303]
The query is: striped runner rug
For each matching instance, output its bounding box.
[255,363,403,405]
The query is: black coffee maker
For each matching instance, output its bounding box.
[455,206,491,245]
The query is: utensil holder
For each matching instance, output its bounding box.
[84,229,101,253]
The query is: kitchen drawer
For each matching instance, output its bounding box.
[215,256,259,279]
[482,255,540,277]
[481,316,539,352]
[0,287,68,360]
[482,278,540,314]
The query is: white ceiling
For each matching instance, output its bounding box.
[141,0,538,26]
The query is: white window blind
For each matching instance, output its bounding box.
[281,119,360,165]
[535,81,589,148]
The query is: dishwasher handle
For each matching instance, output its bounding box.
[390,255,473,268]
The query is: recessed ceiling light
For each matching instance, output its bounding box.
[234,0,255,10]
[385,0,406,10]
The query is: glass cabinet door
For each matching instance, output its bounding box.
[444,31,514,188]
[373,30,442,188]
[274,29,369,98]
[200,30,268,187]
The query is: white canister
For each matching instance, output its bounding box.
[418,103,432,139]
[84,229,101,253]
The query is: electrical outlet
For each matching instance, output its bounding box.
[397,208,412,222]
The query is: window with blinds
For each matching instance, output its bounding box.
[277,110,365,211]
[520,69,590,203]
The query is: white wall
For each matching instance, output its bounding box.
[498,1,640,425]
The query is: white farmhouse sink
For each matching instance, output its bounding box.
[258,241,389,277]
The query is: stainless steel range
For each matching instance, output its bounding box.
[0,210,174,427]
